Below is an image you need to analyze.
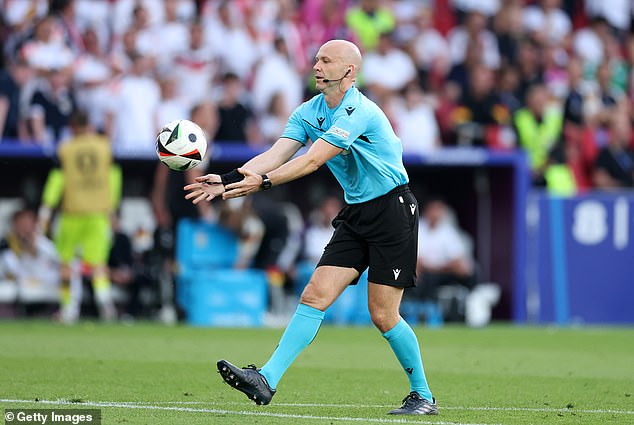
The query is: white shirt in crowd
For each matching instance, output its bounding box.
[413,27,450,71]
[447,27,501,69]
[572,27,604,65]
[106,74,160,157]
[251,52,303,116]
[418,218,468,269]
[394,101,440,156]
[451,0,500,16]
[363,48,417,92]
[584,0,631,30]
[0,235,60,294]
[523,5,572,45]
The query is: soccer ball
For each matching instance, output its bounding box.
[156,119,207,171]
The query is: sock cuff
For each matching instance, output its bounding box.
[382,317,407,341]
[296,303,325,320]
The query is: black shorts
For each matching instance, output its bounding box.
[317,184,419,288]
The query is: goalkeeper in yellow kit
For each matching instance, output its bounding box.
[39,110,122,323]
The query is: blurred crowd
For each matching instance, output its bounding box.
[2,0,634,192]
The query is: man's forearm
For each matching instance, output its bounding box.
[267,154,321,187]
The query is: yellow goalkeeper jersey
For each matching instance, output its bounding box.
[42,134,121,215]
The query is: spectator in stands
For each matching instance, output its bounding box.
[451,0,500,19]
[72,27,112,133]
[302,0,354,63]
[345,0,395,52]
[522,0,572,47]
[411,5,450,91]
[363,31,417,101]
[273,0,309,75]
[19,15,75,72]
[497,65,522,114]
[251,195,304,319]
[251,36,303,120]
[203,0,262,80]
[213,72,258,145]
[0,59,32,141]
[584,0,631,35]
[492,0,523,66]
[594,109,634,188]
[137,0,190,74]
[452,64,509,146]
[259,92,291,146]
[104,51,160,157]
[411,198,475,320]
[25,67,77,146]
[515,38,544,103]
[217,198,265,270]
[0,207,60,310]
[303,195,343,265]
[513,84,563,185]
[38,110,121,323]
[155,74,189,133]
[447,10,501,70]
[107,211,156,319]
[572,16,611,66]
[390,83,441,155]
[48,0,85,55]
[172,18,217,109]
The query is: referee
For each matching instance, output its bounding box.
[184,39,437,416]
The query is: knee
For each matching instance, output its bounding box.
[369,307,400,333]
[299,281,328,311]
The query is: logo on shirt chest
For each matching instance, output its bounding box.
[316,117,325,129]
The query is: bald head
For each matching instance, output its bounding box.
[320,40,363,71]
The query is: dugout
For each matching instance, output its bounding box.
[0,144,528,321]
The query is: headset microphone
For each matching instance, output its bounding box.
[322,68,351,83]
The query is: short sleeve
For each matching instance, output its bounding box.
[320,109,367,150]
[281,106,308,145]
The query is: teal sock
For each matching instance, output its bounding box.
[260,304,325,389]
[382,317,433,401]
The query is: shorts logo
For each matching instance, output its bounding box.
[393,269,401,280]
[410,204,416,215]
[329,126,350,140]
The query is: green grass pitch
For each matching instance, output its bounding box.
[1,321,633,424]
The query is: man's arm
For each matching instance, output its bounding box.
[184,137,304,204]
[242,137,305,173]
[222,138,342,199]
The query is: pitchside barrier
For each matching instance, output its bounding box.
[522,191,634,325]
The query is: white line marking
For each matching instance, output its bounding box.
[2,398,633,419]
[94,400,634,415]
[0,399,499,425]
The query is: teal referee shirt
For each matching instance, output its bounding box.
[281,86,409,204]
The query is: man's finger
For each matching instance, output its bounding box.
[184,183,201,191]
[193,192,207,204]
[185,190,201,200]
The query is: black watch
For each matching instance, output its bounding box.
[260,174,272,190]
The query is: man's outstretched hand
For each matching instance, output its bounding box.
[184,174,225,204]
[223,168,263,199]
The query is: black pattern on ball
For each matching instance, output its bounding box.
[188,133,197,143]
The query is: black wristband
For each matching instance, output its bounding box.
[220,169,244,186]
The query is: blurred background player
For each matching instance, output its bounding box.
[38,110,122,323]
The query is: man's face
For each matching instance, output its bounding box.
[313,44,346,92]
[13,212,36,245]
